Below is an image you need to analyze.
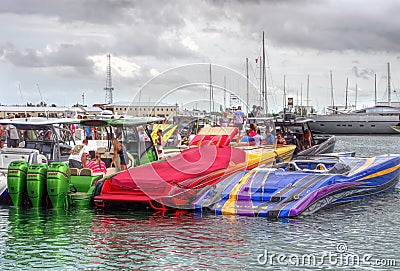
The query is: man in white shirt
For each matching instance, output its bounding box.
[173,130,182,147]
[234,106,245,135]
[68,139,89,168]
[6,114,19,148]
[138,126,150,142]
[188,132,196,144]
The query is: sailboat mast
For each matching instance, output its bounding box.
[262,31,267,116]
[224,76,226,110]
[355,83,358,110]
[374,73,377,105]
[345,77,348,110]
[300,83,303,116]
[330,70,334,111]
[283,75,286,113]
[306,74,309,116]
[246,57,249,114]
[259,55,262,107]
[209,64,213,113]
[388,62,391,106]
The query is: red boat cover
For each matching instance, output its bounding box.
[109,145,246,191]
[189,127,238,147]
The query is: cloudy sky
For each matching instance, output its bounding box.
[1,0,400,113]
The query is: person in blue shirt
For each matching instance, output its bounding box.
[265,130,276,145]
[240,130,255,144]
[85,126,93,140]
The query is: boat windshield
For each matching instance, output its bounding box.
[271,155,350,174]
[246,117,276,137]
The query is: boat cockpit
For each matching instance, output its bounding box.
[270,156,351,174]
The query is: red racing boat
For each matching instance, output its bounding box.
[94,144,296,210]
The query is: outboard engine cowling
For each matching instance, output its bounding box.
[46,162,71,208]
[27,164,48,207]
[7,161,29,206]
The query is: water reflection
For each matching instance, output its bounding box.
[0,189,399,270]
[89,211,254,270]
[2,207,95,270]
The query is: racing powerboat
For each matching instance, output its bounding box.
[193,154,400,218]
[93,144,296,209]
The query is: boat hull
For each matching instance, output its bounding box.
[195,154,400,217]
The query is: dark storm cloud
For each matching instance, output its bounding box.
[0,0,186,28]
[3,1,400,59]
[0,0,135,24]
[0,42,100,72]
[0,0,198,70]
[233,0,400,52]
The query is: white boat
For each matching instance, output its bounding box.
[308,105,400,134]
[0,117,76,203]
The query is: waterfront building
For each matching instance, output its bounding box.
[104,101,178,118]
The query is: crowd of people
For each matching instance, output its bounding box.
[219,108,313,149]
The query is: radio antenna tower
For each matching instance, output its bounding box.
[104,54,114,104]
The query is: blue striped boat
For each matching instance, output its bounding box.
[193,154,400,218]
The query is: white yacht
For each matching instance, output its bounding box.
[308,105,400,134]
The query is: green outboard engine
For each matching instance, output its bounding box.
[7,161,29,206]
[46,162,71,209]
[26,164,48,208]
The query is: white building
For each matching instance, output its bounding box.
[0,106,69,118]
[104,101,178,118]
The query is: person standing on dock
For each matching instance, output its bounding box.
[234,106,245,135]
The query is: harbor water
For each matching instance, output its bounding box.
[0,135,399,270]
